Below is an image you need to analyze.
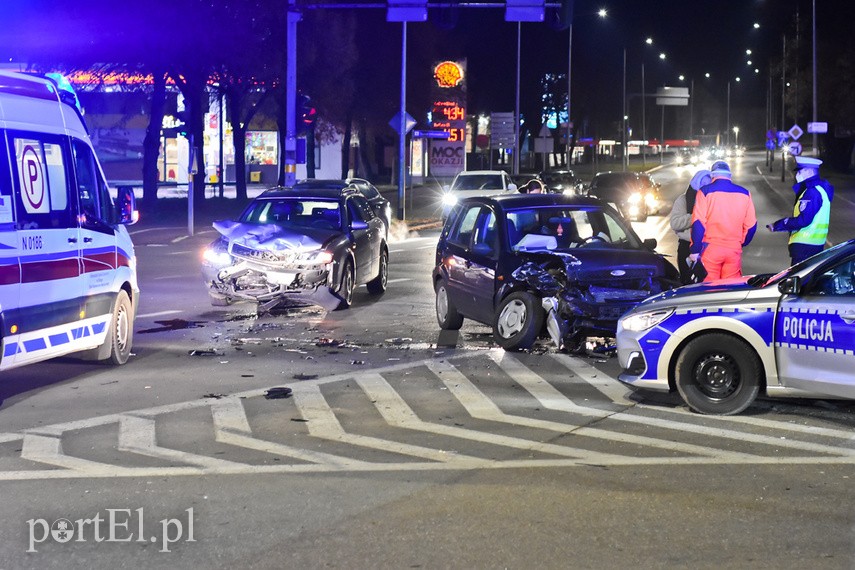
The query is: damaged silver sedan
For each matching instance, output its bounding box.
[433,194,681,351]
[202,187,388,311]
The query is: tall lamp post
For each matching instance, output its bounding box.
[566,9,607,167]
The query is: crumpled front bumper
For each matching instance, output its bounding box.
[202,258,334,305]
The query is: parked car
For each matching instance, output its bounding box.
[202,186,388,311]
[617,239,855,415]
[441,170,517,216]
[586,171,663,221]
[538,168,580,194]
[433,194,680,352]
[290,178,391,236]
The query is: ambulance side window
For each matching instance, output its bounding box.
[0,135,14,229]
[8,133,74,229]
[72,140,115,226]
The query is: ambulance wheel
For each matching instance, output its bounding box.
[107,290,134,365]
[493,292,544,351]
[675,333,761,415]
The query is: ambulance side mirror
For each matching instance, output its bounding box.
[778,276,801,295]
[117,186,139,225]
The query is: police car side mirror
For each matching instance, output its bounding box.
[778,276,801,295]
[351,219,369,231]
[643,238,657,251]
[116,186,138,225]
[508,183,518,192]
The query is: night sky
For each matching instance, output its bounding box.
[2,0,853,145]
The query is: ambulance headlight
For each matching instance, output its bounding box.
[620,308,674,332]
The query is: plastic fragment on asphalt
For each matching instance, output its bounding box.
[265,387,293,399]
[293,373,318,380]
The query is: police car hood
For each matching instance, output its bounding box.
[213,220,338,252]
[640,276,754,306]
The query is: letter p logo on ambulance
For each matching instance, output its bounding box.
[19,145,48,214]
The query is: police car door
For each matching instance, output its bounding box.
[71,139,119,311]
[7,132,82,366]
[776,253,855,398]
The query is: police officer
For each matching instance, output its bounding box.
[767,156,834,265]
[689,161,757,281]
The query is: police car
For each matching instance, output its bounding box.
[617,239,855,415]
[0,71,138,371]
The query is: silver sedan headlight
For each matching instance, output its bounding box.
[296,250,334,265]
[203,246,233,267]
[620,308,674,332]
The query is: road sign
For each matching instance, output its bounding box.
[777,131,789,147]
[491,112,516,148]
[389,112,416,134]
[788,124,804,140]
[655,86,689,106]
[807,122,828,134]
[412,130,450,139]
[534,137,554,153]
[788,141,803,156]
[538,124,551,137]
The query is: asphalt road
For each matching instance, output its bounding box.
[1,152,854,569]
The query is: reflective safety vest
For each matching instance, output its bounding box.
[790,185,830,246]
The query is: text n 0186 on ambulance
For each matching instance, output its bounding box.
[0,71,138,371]
[616,239,855,415]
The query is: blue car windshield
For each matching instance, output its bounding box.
[505,205,641,251]
[240,198,342,230]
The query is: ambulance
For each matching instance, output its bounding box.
[617,239,855,415]
[0,71,138,371]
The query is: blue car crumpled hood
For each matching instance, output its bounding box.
[213,220,339,252]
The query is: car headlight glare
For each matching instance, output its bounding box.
[628,192,642,204]
[297,250,334,265]
[441,193,458,207]
[203,248,233,266]
[620,308,674,332]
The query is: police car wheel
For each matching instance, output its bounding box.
[493,292,544,351]
[675,333,761,415]
[108,290,134,365]
[435,280,464,330]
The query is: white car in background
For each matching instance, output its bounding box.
[441,170,517,216]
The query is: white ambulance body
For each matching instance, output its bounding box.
[0,71,138,371]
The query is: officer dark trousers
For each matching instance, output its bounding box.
[677,238,692,284]
[789,243,824,265]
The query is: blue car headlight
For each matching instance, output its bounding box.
[620,308,674,332]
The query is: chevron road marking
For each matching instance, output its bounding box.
[210,397,370,467]
[424,360,756,461]
[551,354,636,405]
[357,372,634,464]
[490,352,855,457]
[292,383,482,464]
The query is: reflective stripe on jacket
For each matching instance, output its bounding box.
[789,185,830,246]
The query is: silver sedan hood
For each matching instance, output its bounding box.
[213,220,338,252]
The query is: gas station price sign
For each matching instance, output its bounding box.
[432,100,466,143]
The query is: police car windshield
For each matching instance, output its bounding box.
[765,242,851,286]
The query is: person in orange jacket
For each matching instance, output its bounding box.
[690,160,757,281]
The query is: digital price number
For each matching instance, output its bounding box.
[432,101,466,143]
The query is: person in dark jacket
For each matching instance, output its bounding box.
[767,156,834,265]
[670,169,711,284]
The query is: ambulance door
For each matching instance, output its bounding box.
[8,132,82,365]
[776,253,855,398]
[0,134,21,367]
[71,139,118,319]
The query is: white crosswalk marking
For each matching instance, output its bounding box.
[1,352,855,481]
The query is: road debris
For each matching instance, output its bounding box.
[265,387,293,399]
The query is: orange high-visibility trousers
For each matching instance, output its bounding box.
[700,242,743,281]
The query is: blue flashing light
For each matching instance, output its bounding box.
[45,72,83,113]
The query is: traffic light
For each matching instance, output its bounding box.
[547,0,573,30]
[297,94,317,133]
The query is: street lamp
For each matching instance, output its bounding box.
[566,9,607,167]
[733,126,740,147]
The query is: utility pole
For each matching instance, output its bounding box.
[284,0,300,187]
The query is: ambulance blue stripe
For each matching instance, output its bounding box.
[4,292,114,336]
[91,322,106,335]
[23,338,47,352]
[49,332,69,346]
[4,342,17,357]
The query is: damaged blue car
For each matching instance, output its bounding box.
[432,194,680,351]
[202,187,388,311]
